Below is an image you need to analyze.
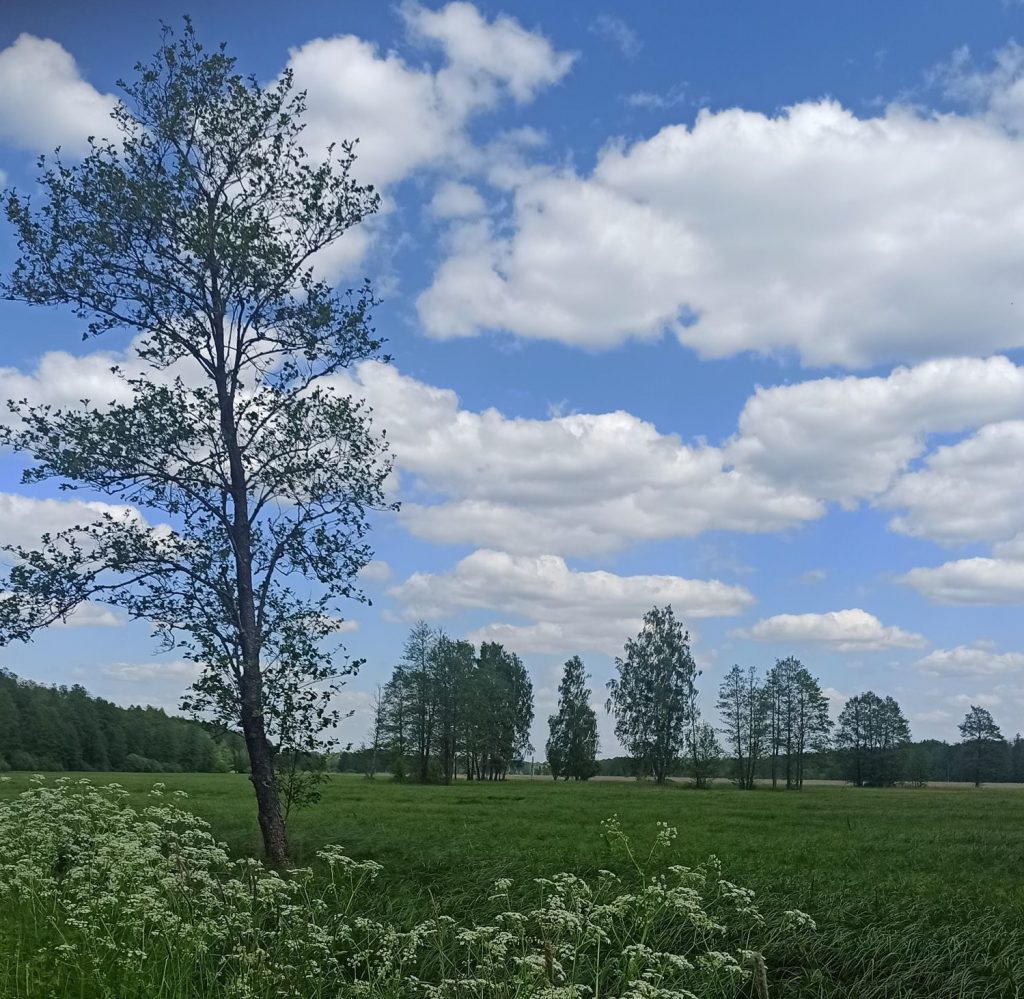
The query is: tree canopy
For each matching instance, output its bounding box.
[378,625,534,782]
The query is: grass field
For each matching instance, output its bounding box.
[2,772,1023,997]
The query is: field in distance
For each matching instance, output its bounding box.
[2,772,1022,997]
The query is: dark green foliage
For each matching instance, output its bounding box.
[765,658,832,791]
[0,669,235,772]
[379,626,533,782]
[958,705,1005,787]
[684,721,722,788]
[1011,734,1024,782]
[835,692,911,786]
[470,642,534,780]
[432,635,476,782]
[546,655,599,780]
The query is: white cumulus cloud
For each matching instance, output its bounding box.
[740,609,926,651]
[0,493,142,551]
[418,97,1024,368]
[388,549,753,655]
[358,559,393,583]
[0,34,116,154]
[884,421,1024,544]
[900,557,1024,604]
[329,362,820,555]
[729,356,1024,507]
[915,645,1024,677]
[287,2,573,190]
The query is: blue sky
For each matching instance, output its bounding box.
[3,1,1024,755]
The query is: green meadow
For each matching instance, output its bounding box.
[2,772,1022,997]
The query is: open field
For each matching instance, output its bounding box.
[2,772,1023,997]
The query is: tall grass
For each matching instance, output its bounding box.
[0,776,815,999]
[1,773,1022,996]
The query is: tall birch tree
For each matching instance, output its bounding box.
[607,605,699,784]
[0,23,391,863]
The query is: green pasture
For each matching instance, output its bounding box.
[1,772,1022,997]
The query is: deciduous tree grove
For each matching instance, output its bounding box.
[716,665,768,790]
[378,626,533,781]
[836,692,911,786]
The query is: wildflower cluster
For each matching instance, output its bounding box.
[0,778,815,998]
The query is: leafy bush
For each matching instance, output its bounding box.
[0,777,815,998]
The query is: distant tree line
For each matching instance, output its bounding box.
[579,606,1022,789]
[0,669,244,773]
[360,608,1023,790]
[714,671,1021,789]
[7,605,1022,789]
[594,736,1024,786]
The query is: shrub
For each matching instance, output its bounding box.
[8,750,38,771]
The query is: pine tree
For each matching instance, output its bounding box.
[958,705,1004,787]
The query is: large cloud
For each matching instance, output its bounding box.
[418,96,1024,368]
[287,2,573,189]
[331,362,820,555]
[388,548,753,655]
[729,356,1024,505]
[5,347,815,558]
[884,421,1024,544]
[740,608,926,651]
[12,343,1024,559]
[0,34,116,154]
[336,356,1024,555]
